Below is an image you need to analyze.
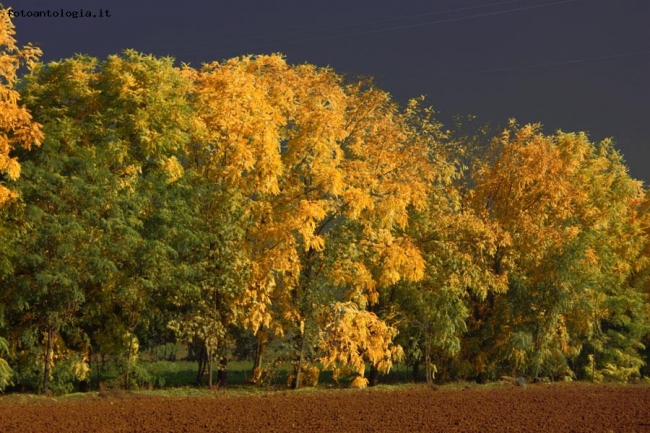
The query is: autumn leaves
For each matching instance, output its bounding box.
[188,56,437,386]
[0,5,648,392]
[0,8,42,204]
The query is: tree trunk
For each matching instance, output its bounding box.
[293,321,307,389]
[412,360,420,382]
[195,341,207,385]
[592,349,596,383]
[368,365,379,387]
[218,357,228,388]
[252,331,267,378]
[43,326,54,395]
[424,341,433,385]
[125,335,133,390]
[207,346,213,389]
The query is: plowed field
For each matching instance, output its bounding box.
[1,383,649,432]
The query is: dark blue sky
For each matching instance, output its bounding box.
[8,0,650,183]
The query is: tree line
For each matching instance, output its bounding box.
[0,8,648,394]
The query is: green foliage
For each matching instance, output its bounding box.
[457,124,649,381]
[0,38,646,395]
[2,335,45,392]
[0,337,12,390]
[46,352,89,395]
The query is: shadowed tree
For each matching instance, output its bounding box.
[0,5,42,391]
[463,123,649,381]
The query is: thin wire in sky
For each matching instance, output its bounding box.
[209,0,579,55]
[308,0,526,31]
[391,49,650,83]
[160,0,524,56]
[177,0,578,59]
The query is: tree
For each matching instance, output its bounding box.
[187,56,435,387]
[0,6,42,391]
[166,177,250,387]
[4,50,200,392]
[0,6,42,205]
[385,109,507,383]
[463,122,648,381]
[319,302,403,388]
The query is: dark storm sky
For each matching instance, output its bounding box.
[7,0,650,184]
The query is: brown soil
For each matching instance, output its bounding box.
[1,383,649,432]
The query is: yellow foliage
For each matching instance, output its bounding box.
[319,302,403,381]
[250,367,268,385]
[0,7,43,205]
[71,354,90,381]
[186,55,434,337]
[350,375,369,389]
[163,156,184,183]
[331,260,377,308]
[461,122,649,377]
[286,365,320,388]
[377,239,426,287]
[470,125,586,280]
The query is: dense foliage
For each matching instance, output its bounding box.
[0,8,648,393]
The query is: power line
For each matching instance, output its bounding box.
[140,1,526,58]
[183,0,578,58]
[173,0,524,50]
[391,49,650,83]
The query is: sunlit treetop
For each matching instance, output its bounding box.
[0,6,42,204]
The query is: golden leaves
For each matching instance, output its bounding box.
[0,154,19,179]
[190,55,293,195]
[459,122,650,378]
[163,156,184,184]
[319,302,404,381]
[185,55,437,348]
[8,31,647,386]
[377,239,425,287]
[350,375,369,389]
[117,164,142,191]
[0,7,43,205]
[340,87,434,231]
[331,260,377,308]
[472,124,596,270]
[0,8,41,86]
[100,51,193,160]
[342,187,373,219]
[294,199,328,252]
